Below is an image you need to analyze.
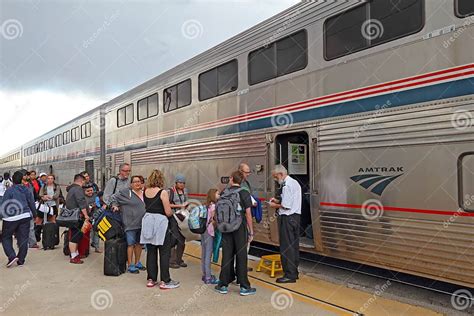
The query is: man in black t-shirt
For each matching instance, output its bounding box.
[65,174,90,264]
[216,171,256,296]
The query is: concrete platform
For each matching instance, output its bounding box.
[0,241,442,316]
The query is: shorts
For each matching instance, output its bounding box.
[69,226,83,244]
[126,229,141,246]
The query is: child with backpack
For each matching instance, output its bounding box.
[200,189,220,284]
[214,171,256,296]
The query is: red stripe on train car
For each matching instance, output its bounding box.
[320,202,474,217]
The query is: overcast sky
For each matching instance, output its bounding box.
[0,0,299,156]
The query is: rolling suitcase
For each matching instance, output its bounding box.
[104,238,127,276]
[42,212,59,250]
[78,230,90,258]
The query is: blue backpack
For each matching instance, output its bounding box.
[188,205,209,234]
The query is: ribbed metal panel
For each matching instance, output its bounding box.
[319,206,474,285]
[131,134,267,165]
[318,97,474,151]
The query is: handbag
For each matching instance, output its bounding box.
[56,207,81,228]
[173,210,200,241]
[36,201,53,215]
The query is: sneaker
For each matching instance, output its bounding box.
[169,263,180,269]
[160,280,180,290]
[128,265,139,274]
[214,285,228,294]
[94,248,103,253]
[240,287,257,296]
[147,279,158,288]
[179,262,187,268]
[69,257,84,264]
[6,257,19,268]
[204,277,219,285]
[30,244,39,249]
[136,262,146,271]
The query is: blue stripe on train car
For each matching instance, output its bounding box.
[107,77,474,154]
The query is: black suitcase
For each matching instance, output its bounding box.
[42,213,59,250]
[104,238,127,276]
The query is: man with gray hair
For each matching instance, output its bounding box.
[269,164,301,283]
[103,163,131,206]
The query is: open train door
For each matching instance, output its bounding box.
[269,129,321,251]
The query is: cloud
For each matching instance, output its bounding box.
[0,89,104,156]
[0,0,300,156]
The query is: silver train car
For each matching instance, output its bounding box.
[16,107,104,190]
[1,0,473,287]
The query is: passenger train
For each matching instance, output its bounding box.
[1,0,474,288]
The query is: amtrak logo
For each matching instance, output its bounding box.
[351,170,403,196]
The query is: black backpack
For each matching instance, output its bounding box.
[216,188,243,233]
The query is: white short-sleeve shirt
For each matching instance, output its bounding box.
[279,175,302,216]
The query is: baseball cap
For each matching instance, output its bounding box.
[175,174,186,183]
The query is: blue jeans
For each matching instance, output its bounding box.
[201,231,214,280]
[125,229,141,246]
[2,217,31,264]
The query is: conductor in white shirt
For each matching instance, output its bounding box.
[269,165,301,283]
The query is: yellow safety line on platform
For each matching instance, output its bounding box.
[183,242,442,316]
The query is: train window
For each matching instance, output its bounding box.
[324,0,424,60]
[56,134,63,147]
[63,131,70,144]
[44,140,49,151]
[456,0,474,17]
[39,142,44,152]
[71,127,79,142]
[49,137,54,149]
[177,80,191,108]
[249,44,276,85]
[199,60,238,101]
[163,85,177,112]
[81,122,91,139]
[459,153,474,212]
[117,104,134,127]
[164,79,191,113]
[249,30,307,85]
[277,30,307,76]
[137,93,159,121]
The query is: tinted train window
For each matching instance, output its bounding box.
[63,131,70,144]
[117,104,134,127]
[249,44,276,85]
[456,0,474,17]
[277,31,308,76]
[249,30,307,85]
[71,127,80,142]
[199,60,238,101]
[138,93,159,121]
[49,137,55,149]
[56,134,63,147]
[164,79,191,113]
[324,0,424,60]
[81,122,91,139]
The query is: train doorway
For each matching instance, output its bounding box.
[274,132,314,248]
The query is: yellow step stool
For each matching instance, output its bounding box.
[256,254,283,278]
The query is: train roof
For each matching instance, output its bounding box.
[103,0,356,111]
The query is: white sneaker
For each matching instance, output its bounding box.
[6,257,19,268]
[159,280,180,290]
